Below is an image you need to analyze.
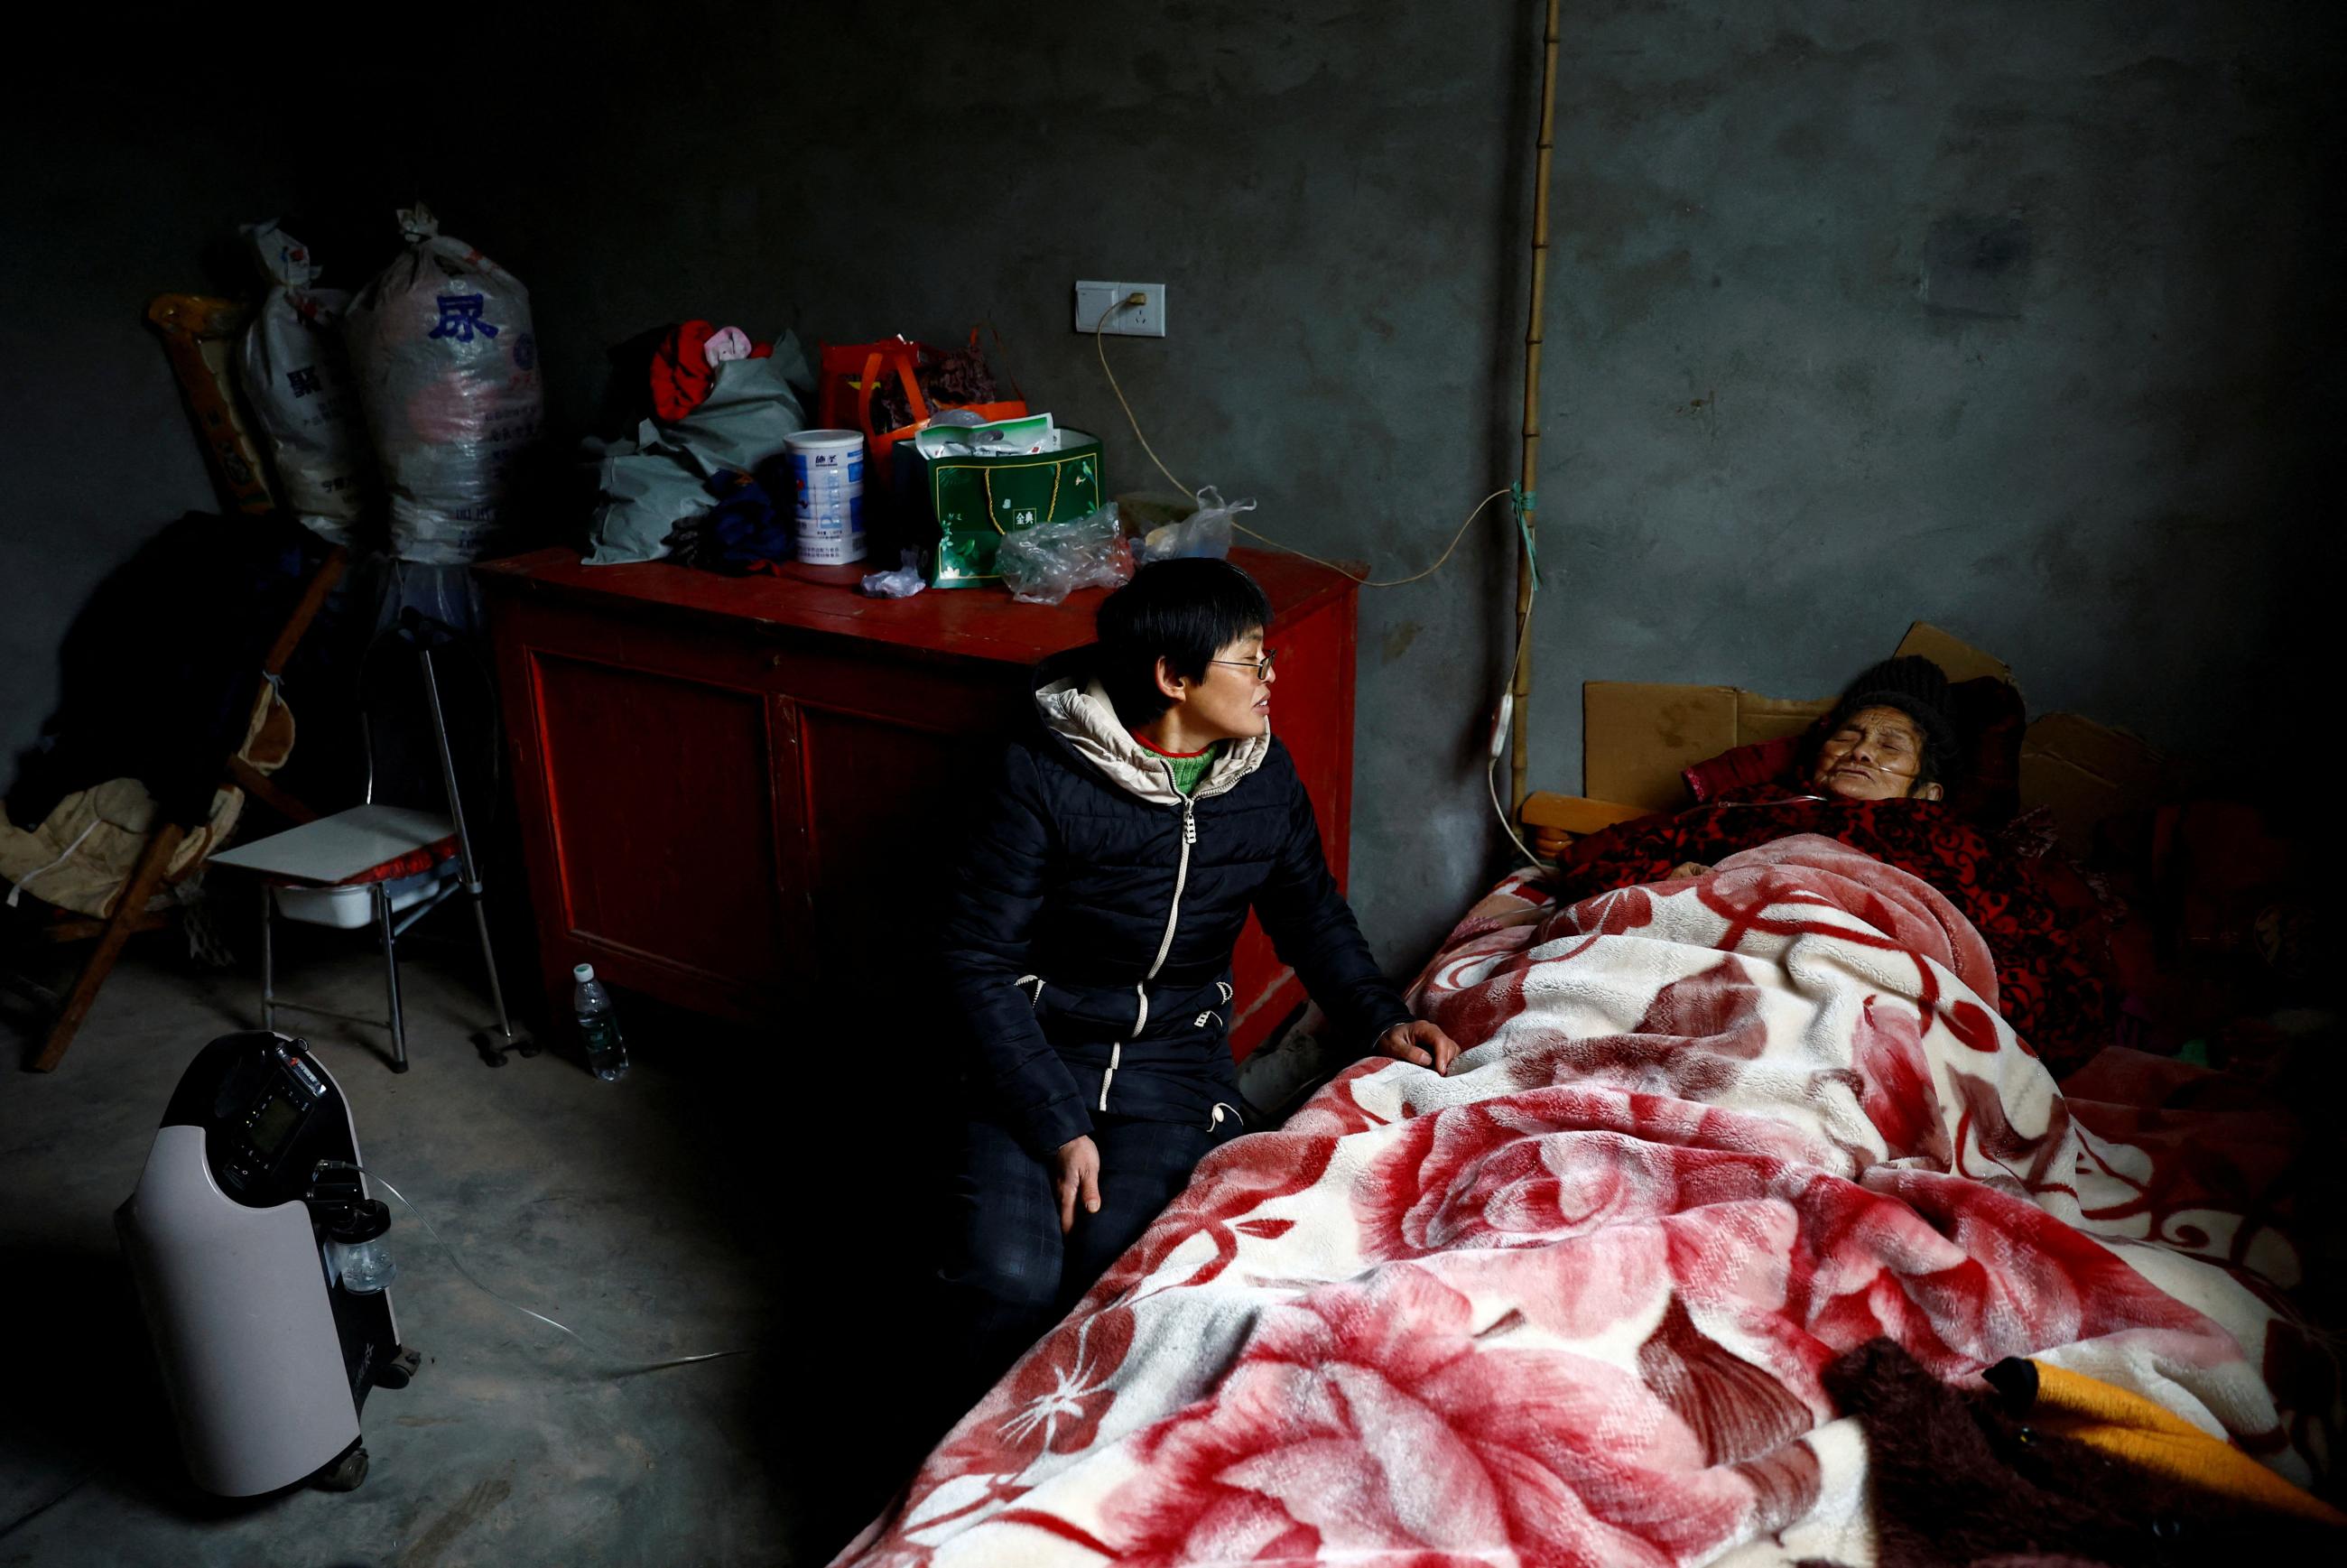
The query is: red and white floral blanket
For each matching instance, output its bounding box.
[840,835,2313,1567]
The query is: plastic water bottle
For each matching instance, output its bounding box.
[573,963,629,1081]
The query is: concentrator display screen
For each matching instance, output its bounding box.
[249,1095,302,1158]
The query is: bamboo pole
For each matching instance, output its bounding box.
[1510,0,1563,811]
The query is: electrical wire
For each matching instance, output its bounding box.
[318,1162,748,1375]
[0,1470,97,1544]
[1487,594,1547,868]
[1094,299,1198,509]
[1098,292,1552,867]
[1092,295,1512,589]
[1488,755,1545,870]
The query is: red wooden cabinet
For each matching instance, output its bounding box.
[476,548,1359,1062]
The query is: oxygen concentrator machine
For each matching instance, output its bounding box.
[116,1032,421,1495]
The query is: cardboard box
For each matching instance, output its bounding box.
[1582,682,1831,812]
[2018,710,2166,854]
[1892,621,2012,685]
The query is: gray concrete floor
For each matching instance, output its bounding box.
[1,925,937,1566]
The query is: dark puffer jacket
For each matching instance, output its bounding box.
[939,663,1410,1155]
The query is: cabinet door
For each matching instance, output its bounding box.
[510,641,812,1020]
[796,706,987,986]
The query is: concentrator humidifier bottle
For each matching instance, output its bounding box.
[573,963,629,1081]
[326,1199,399,1294]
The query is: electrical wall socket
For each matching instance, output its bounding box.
[1074,281,1166,337]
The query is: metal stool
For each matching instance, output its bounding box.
[216,617,528,1071]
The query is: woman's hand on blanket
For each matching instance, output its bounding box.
[1376,1020,1462,1076]
[1053,1135,1102,1234]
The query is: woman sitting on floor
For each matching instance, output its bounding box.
[932,559,1461,1404]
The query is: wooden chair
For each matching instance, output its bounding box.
[15,547,346,1072]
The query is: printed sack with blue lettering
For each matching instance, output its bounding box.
[343,204,543,564]
[237,220,378,549]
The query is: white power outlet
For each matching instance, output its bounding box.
[1074,281,1167,337]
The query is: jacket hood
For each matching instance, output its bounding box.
[1034,670,1271,807]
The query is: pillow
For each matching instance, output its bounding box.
[1682,732,1804,804]
[1943,674,2025,822]
[1680,675,2027,822]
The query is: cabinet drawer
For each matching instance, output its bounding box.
[494,593,1021,733]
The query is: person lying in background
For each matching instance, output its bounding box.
[1563,655,2120,1074]
[1665,658,1958,876]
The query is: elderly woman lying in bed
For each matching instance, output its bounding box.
[1558,655,2120,1073]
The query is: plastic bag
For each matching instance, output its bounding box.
[343,205,542,564]
[581,440,706,565]
[997,506,1134,605]
[912,425,1106,588]
[1138,486,1253,563]
[674,470,793,575]
[859,549,926,598]
[640,347,810,478]
[584,345,812,566]
[237,221,376,546]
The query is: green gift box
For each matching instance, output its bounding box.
[903,426,1105,588]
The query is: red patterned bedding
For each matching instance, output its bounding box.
[1547,786,2119,1075]
[839,835,2314,1567]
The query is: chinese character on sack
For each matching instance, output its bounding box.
[429,293,500,343]
[286,366,321,399]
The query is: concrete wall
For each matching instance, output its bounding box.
[6,2,2336,970]
[1535,1,2340,812]
[0,137,294,800]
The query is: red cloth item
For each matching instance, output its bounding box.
[652,320,718,422]
[1129,731,1211,758]
[331,836,459,886]
[259,836,459,889]
[1683,733,1804,804]
[651,320,775,422]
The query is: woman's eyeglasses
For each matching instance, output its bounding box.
[1210,650,1277,681]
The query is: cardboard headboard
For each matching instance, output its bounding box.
[1580,623,2165,852]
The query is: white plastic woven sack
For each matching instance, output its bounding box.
[238,221,377,548]
[343,205,543,564]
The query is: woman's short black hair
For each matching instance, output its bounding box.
[1094,559,1274,725]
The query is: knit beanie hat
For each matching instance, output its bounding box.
[1828,654,1961,782]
